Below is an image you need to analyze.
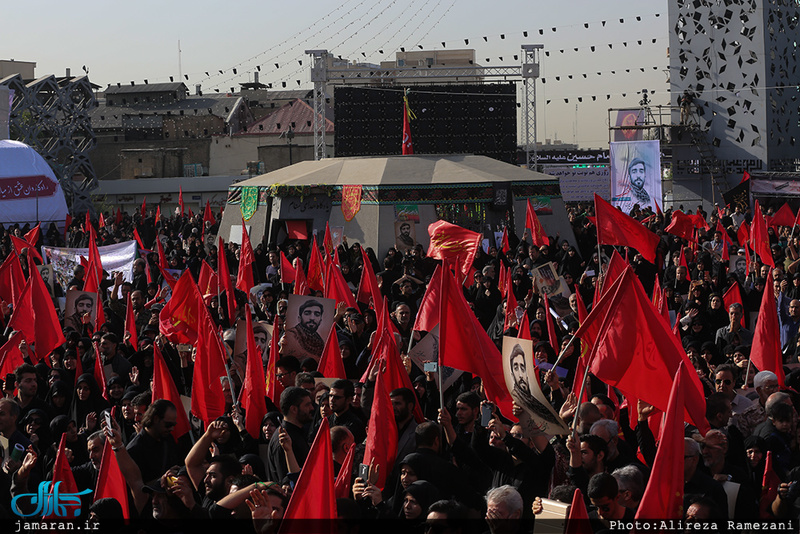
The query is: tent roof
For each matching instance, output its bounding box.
[231,154,554,188]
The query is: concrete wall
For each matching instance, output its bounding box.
[92,136,211,180]
[209,133,331,176]
[0,85,8,140]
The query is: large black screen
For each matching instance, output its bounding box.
[334,83,517,163]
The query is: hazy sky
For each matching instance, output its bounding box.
[5,0,669,148]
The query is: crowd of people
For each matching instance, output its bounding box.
[1,198,800,533]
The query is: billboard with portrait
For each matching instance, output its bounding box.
[63,290,97,333]
[283,294,335,362]
[610,140,662,214]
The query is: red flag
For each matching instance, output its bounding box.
[665,210,696,241]
[24,224,41,247]
[751,271,785,387]
[94,437,131,519]
[571,290,591,404]
[133,228,145,251]
[125,294,139,350]
[84,211,92,234]
[0,252,26,306]
[198,260,219,299]
[760,451,781,518]
[280,251,296,285]
[94,346,109,400]
[498,262,507,297]
[280,419,337,531]
[438,267,513,416]
[500,227,511,254]
[155,205,161,226]
[503,266,518,331]
[265,321,284,405]
[518,310,531,340]
[601,249,627,298]
[10,235,43,263]
[241,306,269,439]
[737,221,750,247]
[751,201,775,267]
[654,199,663,217]
[363,363,398,490]
[140,197,146,219]
[158,271,205,345]
[741,170,751,184]
[565,488,590,534]
[635,363,688,520]
[542,292,559,352]
[324,261,358,310]
[307,237,325,292]
[413,264,442,333]
[318,324,346,379]
[98,212,106,229]
[7,282,35,354]
[293,258,309,296]
[427,220,482,281]
[323,222,335,257]
[356,248,381,307]
[716,220,732,261]
[722,283,745,328]
[401,94,414,155]
[218,237,237,323]
[114,208,122,225]
[594,194,659,263]
[679,246,689,272]
[236,222,255,293]
[525,199,549,248]
[203,200,214,232]
[0,331,26,379]
[179,186,185,216]
[46,435,84,519]
[151,343,191,438]
[192,308,228,426]
[767,203,795,228]
[334,443,355,500]
[574,267,709,434]
[188,205,194,217]
[691,212,709,231]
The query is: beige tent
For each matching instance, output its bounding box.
[219,154,575,256]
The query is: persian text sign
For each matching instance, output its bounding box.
[0,175,58,200]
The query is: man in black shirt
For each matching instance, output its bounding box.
[266,387,314,483]
[126,399,183,482]
[328,379,366,443]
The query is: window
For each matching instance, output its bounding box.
[397,59,405,66]
[426,57,433,66]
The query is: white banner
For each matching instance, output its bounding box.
[546,166,611,202]
[43,240,138,292]
[610,140,662,214]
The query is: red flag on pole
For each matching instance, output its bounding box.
[265,321,284,405]
[565,488,590,534]
[151,343,191,438]
[0,331,26,379]
[750,270,785,387]
[125,295,139,350]
[280,251,296,285]
[293,258,309,296]
[722,283,745,328]
[318,324,346,379]
[24,224,40,247]
[500,226,511,254]
[280,419,337,532]
[413,264,442,333]
[525,199,549,248]
[767,203,795,228]
[427,220,482,282]
[635,362,688,521]
[594,194,659,263]
[179,186,185,216]
[307,237,325,292]
[218,237,237,323]
[98,212,106,229]
[158,271,205,345]
[192,308,228,427]
[236,221,255,293]
[363,363,398,490]
[324,261,358,310]
[356,248,381,308]
[10,235,43,263]
[94,346,109,400]
[140,197,146,219]
[323,222,335,257]
[741,170,751,184]
[203,200,214,232]
[401,93,414,155]
[334,443,355,500]
[0,252,26,306]
[665,210,696,242]
[760,451,781,518]
[198,260,219,300]
[94,438,131,519]
[241,306,268,439]
[45,435,86,519]
[751,201,775,267]
[114,208,122,225]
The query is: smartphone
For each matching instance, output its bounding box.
[515,307,524,322]
[585,269,596,277]
[104,411,113,434]
[423,361,438,373]
[5,373,15,389]
[480,403,493,427]
[357,463,370,481]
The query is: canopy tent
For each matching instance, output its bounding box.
[0,140,69,227]
[218,154,576,257]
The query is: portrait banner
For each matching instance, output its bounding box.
[43,240,137,296]
[407,326,463,393]
[64,290,97,332]
[502,337,570,435]
[283,294,336,362]
[532,262,568,297]
[394,220,417,252]
[610,140,662,214]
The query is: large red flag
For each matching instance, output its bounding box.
[760,451,781,518]
[265,320,284,405]
[500,226,510,254]
[133,228,145,252]
[0,331,26,379]
[280,419,337,532]
[737,221,750,247]
[324,261,358,310]
[0,252,26,306]
[600,249,627,298]
[218,237,237,323]
[94,438,131,519]
[159,271,204,345]
[571,290,591,404]
[7,281,35,353]
[280,251,296,285]
[356,248,381,307]
[334,443,355,500]
[565,488,590,534]
[318,324,346,379]
[635,363,688,520]
[525,199,549,248]
[307,237,325,292]
[46,435,86,519]
[24,223,41,247]
[293,258,309,296]
[203,200,214,233]
[10,234,42,263]
[767,202,795,228]
[401,94,414,155]
[594,194,659,263]
[124,295,139,351]
[574,267,709,434]
[241,307,268,439]
[192,309,228,427]
[750,270,785,387]
[438,267,513,417]
[363,363,398,490]
[236,222,255,293]
[722,283,745,328]
[323,222,335,257]
[427,220,481,281]
[751,201,775,267]
[413,265,442,333]
[198,260,219,299]
[151,343,191,438]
